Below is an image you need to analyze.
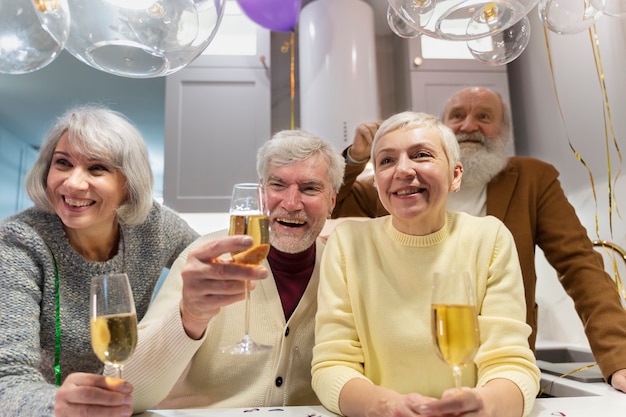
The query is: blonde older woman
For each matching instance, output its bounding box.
[312,111,539,417]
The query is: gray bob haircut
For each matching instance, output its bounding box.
[372,111,460,175]
[26,105,154,225]
[256,129,345,193]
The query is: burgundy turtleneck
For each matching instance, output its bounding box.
[267,243,316,320]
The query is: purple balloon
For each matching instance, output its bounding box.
[237,0,301,32]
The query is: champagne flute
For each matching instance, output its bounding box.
[431,271,479,391]
[90,273,138,379]
[221,182,272,355]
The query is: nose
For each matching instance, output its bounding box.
[394,154,415,179]
[65,168,89,190]
[281,185,304,211]
[458,115,479,133]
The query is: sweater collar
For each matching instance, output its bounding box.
[267,243,316,273]
[383,213,452,247]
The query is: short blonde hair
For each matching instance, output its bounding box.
[372,111,460,175]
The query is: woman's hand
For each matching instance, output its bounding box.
[417,379,522,417]
[54,373,132,417]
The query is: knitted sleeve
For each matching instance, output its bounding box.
[0,219,57,416]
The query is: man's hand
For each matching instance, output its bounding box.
[348,121,381,162]
[611,368,626,392]
[180,235,269,339]
[54,373,132,417]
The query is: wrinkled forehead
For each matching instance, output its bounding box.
[267,154,331,185]
[445,89,502,117]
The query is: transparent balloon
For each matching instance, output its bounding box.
[388,0,539,41]
[538,0,605,35]
[603,0,626,18]
[388,0,437,38]
[387,3,421,38]
[160,0,226,76]
[63,0,208,78]
[438,0,538,40]
[467,14,531,65]
[0,0,69,74]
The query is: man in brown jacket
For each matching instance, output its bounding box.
[332,86,626,392]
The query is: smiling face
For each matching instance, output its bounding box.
[442,87,509,187]
[373,126,462,235]
[264,154,336,253]
[442,87,504,141]
[46,132,127,235]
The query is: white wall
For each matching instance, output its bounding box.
[509,10,626,347]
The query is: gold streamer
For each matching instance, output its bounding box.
[290,31,295,130]
[588,25,624,236]
[543,25,626,306]
[280,34,296,130]
[587,26,625,304]
[537,362,600,397]
[542,26,599,237]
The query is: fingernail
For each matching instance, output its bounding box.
[124,395,132,404]
[418,405,431,415]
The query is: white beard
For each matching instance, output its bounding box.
[457,132,509,188]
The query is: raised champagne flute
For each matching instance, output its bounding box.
[221,182,272,355]
[90,273,138,379]
[431,271,480,391]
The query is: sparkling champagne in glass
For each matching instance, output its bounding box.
[90,273,137,379]
[431,271,479,391]
[221,182,272,355]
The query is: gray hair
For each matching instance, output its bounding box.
[256,129,345,193]
[372,111,460,175]
[26,105,154,225]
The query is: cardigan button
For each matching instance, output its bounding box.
[275,376,283,387]
[284,327,290,336]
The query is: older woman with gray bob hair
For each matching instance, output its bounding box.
[0,105,198,417]
[26,105,154,225]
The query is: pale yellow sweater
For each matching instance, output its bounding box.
[312,212,540,417]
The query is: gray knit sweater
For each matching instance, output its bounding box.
[0,202,199,416]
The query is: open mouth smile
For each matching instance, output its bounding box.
[64,196,95,207]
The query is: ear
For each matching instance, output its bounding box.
[450,162,463,192]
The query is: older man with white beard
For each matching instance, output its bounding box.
[331,86,626,393]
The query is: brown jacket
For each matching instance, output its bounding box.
[333,155,626,382]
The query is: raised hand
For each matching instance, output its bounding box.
[348,121,382,162]
[179,235,269,340]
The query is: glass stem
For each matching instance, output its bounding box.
[243,280,251,341]
[452,365,462,391]
[115,364,123,380]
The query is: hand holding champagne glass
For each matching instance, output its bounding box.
[90,273,138,379]
[431,271,479,391]
[221,182,271,354]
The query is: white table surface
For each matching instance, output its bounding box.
[137,381,626,417]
